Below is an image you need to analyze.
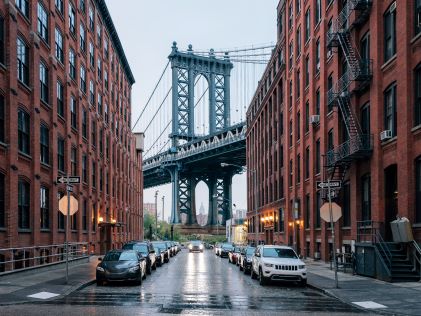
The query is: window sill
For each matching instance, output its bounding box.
[0,62,6,72]
[381,54,397,72]
[40,99,50,109]
[58,229,65,233]
[18,151,32,161]
[18,80,32,94]
[0,141,9,149]
[18,229,32,233]
[326,1,334,12]
[411,124,421,134]
[57,114,66,123]
[381,136,397,147]
[410,32,421,45]
[326,110,334,118]
[412,223,421,228]
[40,162,51,170]
[40,229,51,232]
[0,227,6,231]
[341,226,351,230]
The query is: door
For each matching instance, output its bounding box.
[384,165,398,241]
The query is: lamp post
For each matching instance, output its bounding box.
[212,194,236,238]
[162,195,165,222]
[154,190,159,239]
[221,163,258,245]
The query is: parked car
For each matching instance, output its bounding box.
[151,243,166,267]
[251,245,307,286]
[214,243,221,256]
[96,250,146,286]
[220,243,234,258]
[165,241,175,257]
[228,246,242,264]
[122,241,156,274]
[152,241,170,263]
[170,241,177,255]
[188,240,204,252]
[174,242,181,252]
[239,246,255,274]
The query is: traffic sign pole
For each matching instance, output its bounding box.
[328,179,339,288]
[66,176,70,285]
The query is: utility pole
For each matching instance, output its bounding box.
[162,195,165,222]
[154,190,159,239]
[328,178,339,288]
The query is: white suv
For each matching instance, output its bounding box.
[251,245,307,286]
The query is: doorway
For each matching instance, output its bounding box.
[384,164,398,241]
[265,229,273,245]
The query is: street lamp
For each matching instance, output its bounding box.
[154,190,159,240]
[162,195,165,222]
[221,162,258,245]
[212,194,236,237]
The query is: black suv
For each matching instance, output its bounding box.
[152,241,170,263]
[122,241,156,274]
[239,246,255,274]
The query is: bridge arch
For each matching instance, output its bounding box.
[194,180,209,226]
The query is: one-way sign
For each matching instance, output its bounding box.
[56,176,81,184]
[316,180,342,189]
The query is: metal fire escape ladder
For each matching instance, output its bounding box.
[324,0,373,196]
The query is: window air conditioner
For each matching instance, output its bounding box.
[310,115,320,124]
[380,130,392,141]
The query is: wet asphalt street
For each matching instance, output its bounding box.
[1,249,369,315]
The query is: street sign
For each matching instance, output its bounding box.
[66,185,73,192]
[59,195,79,216]
[56,176,81,184]
[320,202,342,222]
[316,180,342,189]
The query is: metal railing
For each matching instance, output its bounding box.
[0,242,89,275]
[374,230,392,270]
[326,134,373,167]
[410,241,421,279]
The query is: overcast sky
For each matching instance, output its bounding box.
[105,0,277,221]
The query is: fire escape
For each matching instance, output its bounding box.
[325,0,373,193]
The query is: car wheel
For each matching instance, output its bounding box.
[152,262,157,270]
[300,279,307,287]
[259,269,267,286]
[135,276,142,286]
[239,265,243,271]
[146,264,152,275]
[251,268,257,280]
[142,271,147,280]
[96,280,103,286]
[244,267,248,275]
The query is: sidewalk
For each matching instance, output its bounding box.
[0,256,97,306]
[305,259,421,315]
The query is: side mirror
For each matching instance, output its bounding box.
[150,250,155,254]
[299,254,303,259]
[255,253,260,257]
[98,257,103,261]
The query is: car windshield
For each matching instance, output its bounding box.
[246,247,256,255]
[123,244,148,253]
[263,248,298,259]
[154,243,167,249]
[103,251,138,261]
[222,244,234,250]
[234,247,241,252]
[191,241,201,246]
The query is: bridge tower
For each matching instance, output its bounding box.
[167,42,234,227]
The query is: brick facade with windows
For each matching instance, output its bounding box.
[246,0,421,261]
[0,0,143,257]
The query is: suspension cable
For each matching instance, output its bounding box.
[142,87,172,134]
[131,61,170,131]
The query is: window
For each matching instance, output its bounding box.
[80,23,86,52]
[104,70,108,89]
[90,80,95,105]
[82,199,87,231]
[315,139,320,174]
[0,95,4,143]
[40,62,49,104]
[92,203,97,232]
[71,147,77,176]
[305,56,310,87]
[361,103,370,134]
[327,74,333,112]
[92,162,96,188]
[415,65,421,126]
[58,192,65,230]
[315,192,321,228]
[89,42,94,67]
[69,49,76,80]
[297,154,301,184]
[57,81,64,117]
[328,129,334,151]
[97,23,102,47]
[296,70,300,99]
[288,1,293,30]
[55,28,63,63]
[16,0,29,17]
[37,3,48,43]
[80,65,86,93]
[99,167,103,191]
[82,154,87,183]
[305,101,309,133]
[69,3,76,34]
[296,26,301,56]
[305,146,310,179]
[104,104,109,124]
[89,6,94,30]
[71,212,77,230]
[99,129,103,154]
[40,187,49,229]
[315,88,320,116]
[104,38,109,59]
[342,182,351,227]
[289,42,293,70]
[384,3,396,62]
[0,15,4,64]
[327,19,333,57]
[57,137,65,172]
[384,83,397,137]
[361,174,371,221]
[416,157,421,222]
[297,111,301,140]
[82,109,87,138]
[360,32,370,62]
[315,0,321,25]
[289,159,293,187]
[91,118,96,147]
[305,194,310,229]
[18,179,30,229]
[17,37,29,85]
[305,8,310,42]
[55,0,64,14]
[40,124,49,164]
[18,109,30,155]
[0,173,4,227]
[296,0,301,12]
[97,59,102,80]
[315,38,320,73]
[289,119,293,145]
[98,94,102,115]
[417,0,421,35]
[70,97,77,129]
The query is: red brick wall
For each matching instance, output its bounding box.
[0,0,143,253]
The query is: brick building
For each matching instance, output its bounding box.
[246,0,421,261]
[0,0,143,262]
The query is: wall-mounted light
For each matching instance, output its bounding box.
[98,217,104,223]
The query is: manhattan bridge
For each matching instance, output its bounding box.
[135,42,274,233]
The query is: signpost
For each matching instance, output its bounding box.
[57,176,80,284]
[317,179,342,289]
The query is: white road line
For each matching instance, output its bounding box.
[27,291,60,299]
[352,301,388,309]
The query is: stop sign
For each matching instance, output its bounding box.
[320,202,342,222]
[59,195,79,216]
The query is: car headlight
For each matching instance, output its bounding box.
[299,265,306,269]
[247,258,252,263]
[264,263,273,268]
[189,244,192,249]
[128,266,140,273]
[96,266,105,272]
[199,244,203,249]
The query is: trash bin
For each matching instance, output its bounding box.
[397,217,414,242]
[390,219,401,242]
